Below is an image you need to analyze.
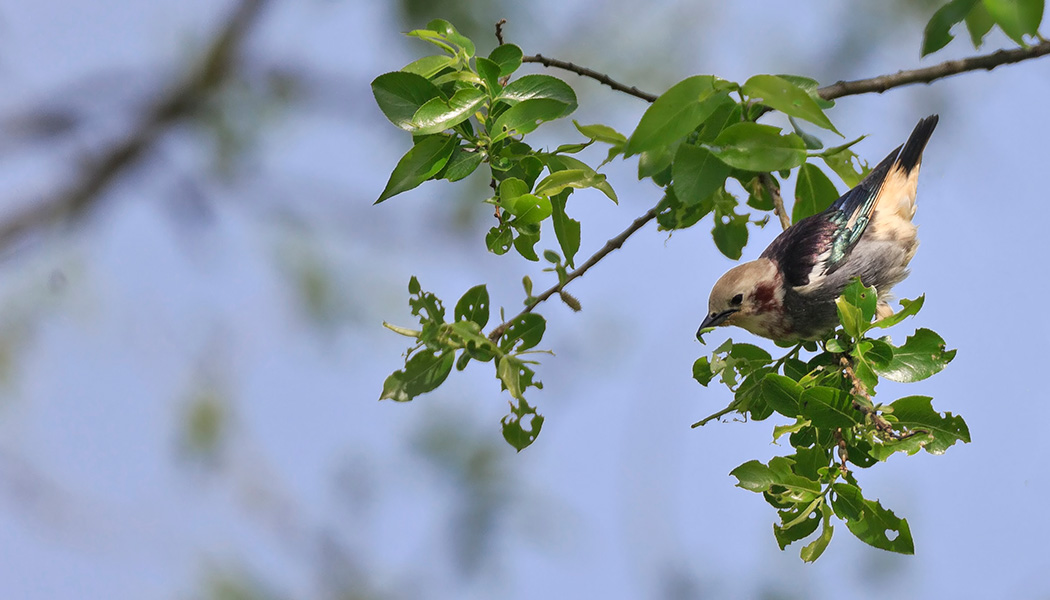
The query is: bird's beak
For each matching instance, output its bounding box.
[697,309,736,336]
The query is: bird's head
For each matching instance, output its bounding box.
[699,259,786,339]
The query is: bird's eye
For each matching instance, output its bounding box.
[730,293,743,306]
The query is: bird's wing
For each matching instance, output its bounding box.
[761,116,939,293]
[761,145,900,290]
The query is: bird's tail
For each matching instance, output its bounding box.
[870,115,938,251]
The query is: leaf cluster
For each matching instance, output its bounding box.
[694,281,968,560]
[923,0,1045,55]
[371,19,619,268]
[380,277,548,451]
[370,19,975,561]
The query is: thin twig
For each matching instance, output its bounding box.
[488,205,659,341]
[522,54,658,102]
[0,0,268,255]
[838,355,902,439]
[759,173,790,231]
[833,428,849,474]
[495,19,507,45]
[817,40,1050,100]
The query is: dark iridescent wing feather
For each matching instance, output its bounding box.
[761,116,939,289]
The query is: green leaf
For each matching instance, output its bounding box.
[410,87,486,135]
[485,225,513,255]
[490,99,574,143]
[380,349,455,402]
[423,19,475,57]
[673,144,733,206]
[371,72,444,131]
[551,192,581,268]
[800,504,834,562]
[708,123,807,171]
[624,76,731,156]
[475,56,502,95]
[731,460,777,492]
[966,1,996,46]
[454,285,490,328]
[656,186,713,231]
[776,75,835,109]
[499,177,530,204]
[693,356,714,386]
[501,396,544,451]
[800,386,858,429]
[790,117,824,150]
[541,154,618,203]
[697,101,743,143]
[835,296,866,339]
[574,121,628,146]
[499,313,546,352]
[983,0,1044,44]
[773,418,811,442]
[767,456,822,500]
[489,44,524,77]
[712,208,749,260]
[857,338,894,367]
[401,55,455,79]
[875,328,956,382]
[774,511,822,551]
[376,135,457,203]
[497,355,525,400]
[820,143,868,188]
[923,0,979,56]
[887,396,971,453]
[741,74,840,134]
[832,484,914,554]
[513,230,540,261]
[506,194,552,225]
[441,147,483,182]
[793,163,839,222]
[842,279,878,323]
[496,74,578,109]
[872,295,925,329]
[535,169,616,201]
[761,374,803,417]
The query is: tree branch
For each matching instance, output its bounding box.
[0,0,268,254]
[817,40,1050,100]
[522,54,658,102]
[500,40,1050,331]
[759,173,790,231]
[488,205,659,341]
[525,40,1050,105]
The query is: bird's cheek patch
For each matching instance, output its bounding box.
[753,283,780,313]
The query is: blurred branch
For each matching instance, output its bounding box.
[0,0,269,253]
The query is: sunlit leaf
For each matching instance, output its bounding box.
[874,328,956,382]
[372,72,444,131]
[742,74,840,134]
[380,349,455,402]
[708,123,807,171]
[624,76,732,156]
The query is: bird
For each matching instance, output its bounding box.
[699,115,938,342]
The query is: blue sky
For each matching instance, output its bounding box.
[0,1,1048,598]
